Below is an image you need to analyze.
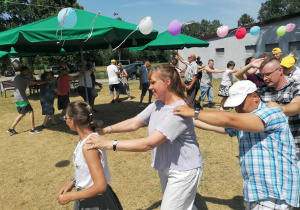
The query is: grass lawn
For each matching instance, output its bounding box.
[1,79,298,210]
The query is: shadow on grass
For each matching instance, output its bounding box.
[39,98,143,134]
[195,194,244,210]
[55,160,70,167]
[139,194,244,210]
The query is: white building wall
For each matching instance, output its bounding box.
[178,15,300,78]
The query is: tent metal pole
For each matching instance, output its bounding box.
[79,40,89,105]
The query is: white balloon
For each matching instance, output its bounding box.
[139,16,153,35]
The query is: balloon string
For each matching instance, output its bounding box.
[84,11,101,42]
[56,8,68,44]
[112,26,138,51]
[112,17,148,51]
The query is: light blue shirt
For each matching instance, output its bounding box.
[225,102,300,207]
[138,100,203,171]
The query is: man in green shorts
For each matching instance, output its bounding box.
[7,66,47,135]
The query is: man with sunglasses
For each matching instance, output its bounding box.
[257,57,300,170]
[174,80,300,209]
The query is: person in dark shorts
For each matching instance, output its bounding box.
[57,68,80,118]
[39,72,62,128]
[7,66,48,135]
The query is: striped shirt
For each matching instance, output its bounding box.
[225,102,300,207]
[258,79,300,151]
[183,61,198,82]
[138,100,203,171]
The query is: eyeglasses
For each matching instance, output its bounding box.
[60,115,70,121]
[188,57,191,59]
[261,67,279,78]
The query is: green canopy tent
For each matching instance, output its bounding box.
[0,9,158,53]
[0,9,158,103]
[129,30,209,52]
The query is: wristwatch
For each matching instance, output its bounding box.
[194,107,200,120]
[194,100,201,120]
[113,140,118,151]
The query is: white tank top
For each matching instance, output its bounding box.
[73,133,111,190]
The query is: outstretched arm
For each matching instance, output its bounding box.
[174,50,185,63]
[267,97,300,117]
[193,119,227,134]
[235,58,264,80]
[173,105,264,133]
[86,129,168,152]
[95,116,145,135]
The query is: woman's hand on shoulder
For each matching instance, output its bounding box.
[85,134,111,150]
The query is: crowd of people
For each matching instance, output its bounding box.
[5,47,300,209]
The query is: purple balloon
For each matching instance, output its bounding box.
[168,20,181,36]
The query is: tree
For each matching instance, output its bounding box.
[181,19,222,38]
[258,0,300,21]
[237,14,255,27]
[0,0,83,30]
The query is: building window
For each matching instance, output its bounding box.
[265,44,278,52]
[216,48,224,55]
[289,41,300,52]
[245,45,256,54]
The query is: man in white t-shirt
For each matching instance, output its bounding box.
[107,59,121,103]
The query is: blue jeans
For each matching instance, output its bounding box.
[199,86,213,102]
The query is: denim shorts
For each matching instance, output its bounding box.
[109,84,120,95]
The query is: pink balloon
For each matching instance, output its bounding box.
[217,25,229,37]
[235,27,246,39]
[286,23,296,32]
[168,20,181,36]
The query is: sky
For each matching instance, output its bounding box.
[77,0,266,33]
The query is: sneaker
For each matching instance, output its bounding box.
[219,107,224,111]
[111,99,115,103]
[7,129,18,135]
[139,104,146,108]
[126,98,132,101]
[30,129,41,134]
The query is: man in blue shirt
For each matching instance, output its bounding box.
[139,60,152,108]
[174,80,300,209]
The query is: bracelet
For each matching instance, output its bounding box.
[108,125,113,134]
[70,178,76,184]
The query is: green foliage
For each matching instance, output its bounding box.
[0,0,83,30]
[181,19,222,38]
[258,0,300,21]
[237,13,255,27]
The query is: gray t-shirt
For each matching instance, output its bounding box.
[14,74,32,102]
[200,68,213,87]
[138,100,204,171]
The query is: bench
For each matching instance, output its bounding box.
[29,85,40,95]
[71,81,79,92]
[0,80,15,98]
